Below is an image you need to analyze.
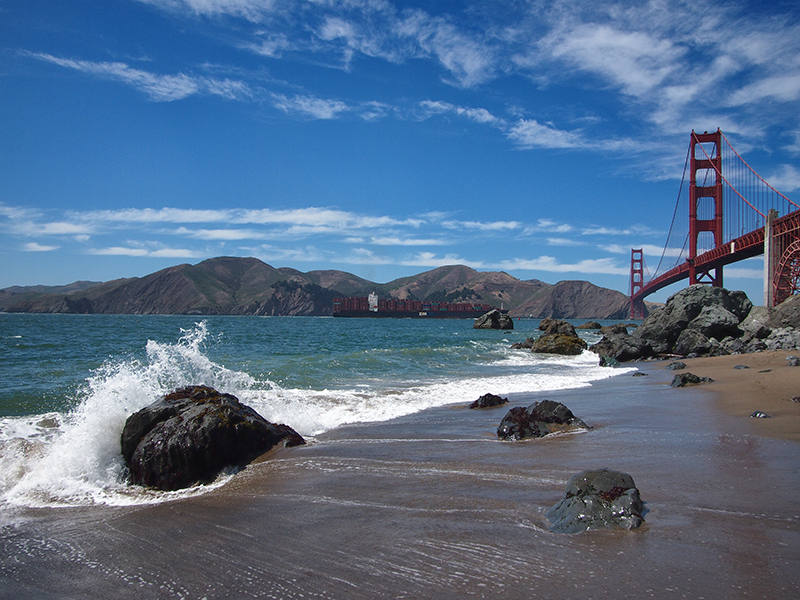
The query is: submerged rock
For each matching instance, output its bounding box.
[474,309,514,330]
[469,393,509,409]
[547,468,645,533]
[121,385,305,491]
[497,400,589,440]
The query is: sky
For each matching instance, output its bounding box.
[2,0,800,304]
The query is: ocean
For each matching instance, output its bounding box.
[1,314,798,599]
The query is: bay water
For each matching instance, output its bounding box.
[1,313,798,599]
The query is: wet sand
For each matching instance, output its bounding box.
[677,350,800,442]
[2,362,799,599]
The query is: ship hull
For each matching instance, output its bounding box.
[333,310,485,319]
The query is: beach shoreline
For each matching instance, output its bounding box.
[664,350,800,443]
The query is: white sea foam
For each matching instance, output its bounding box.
[0,322,632,509]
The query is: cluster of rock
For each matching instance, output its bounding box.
[121,385,305,491]
[591,285,800,362]
[510,318,588,355]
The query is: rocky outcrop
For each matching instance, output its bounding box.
[527,318,588,355]
[469,393,509,409]
[588,285,800,361]
[547,469,644,533]
[121,385,305,491]
[497,400,589,440]
[531,334,588,355]
[474,309,514,330]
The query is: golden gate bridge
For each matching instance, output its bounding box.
[630,129,800,319]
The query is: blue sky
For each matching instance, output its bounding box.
[2,0,799,304]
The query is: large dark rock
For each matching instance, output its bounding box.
[529,318,587,355]
[670,372,714,387]
[121,385,305,491]
[547,469,644,533]
[497,400,589,440]
[474,309,514,330]
[589,331,653,362]
[539,318,578,337]
[633,285,751,354]
[531,334,588,355]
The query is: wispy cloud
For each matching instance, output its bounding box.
[28,53,251,102]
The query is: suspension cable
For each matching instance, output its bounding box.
[719,131,800,210]
[653,143,691,279]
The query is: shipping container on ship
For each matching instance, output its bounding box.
[333,292,502,318]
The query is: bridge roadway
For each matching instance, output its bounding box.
[632,209,800,305]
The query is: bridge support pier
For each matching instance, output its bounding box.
[764,209,777,307]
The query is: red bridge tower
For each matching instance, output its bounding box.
[688,129,724,287]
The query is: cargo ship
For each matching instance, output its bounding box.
[333,292,503,318]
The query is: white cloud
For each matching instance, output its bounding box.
[496,255,628,276]
[441,219,521,231]
[765,164,800,194]
[369,236,448,246]
[401,252,475,268]
[270,93,350,119]
[90,246,200,257]
[23,242,60,252]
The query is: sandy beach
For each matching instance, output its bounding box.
[3,354,799,599]
[676,350,800,442]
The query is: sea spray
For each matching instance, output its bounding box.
[1,322,260,507]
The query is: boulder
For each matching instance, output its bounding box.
[670,372,714,387]
[739,306,773,340]
[773,294,800,329]
[633,285,752,354]
[599,323,629,336]
[531,333,588,355]
[497,400,589,440]
[589,330,652,362]
[673,329,717,357]
[665,361,686,371]
[547,469,644,533]
[474,309,514,330]
[576,321,602,330]
[469,393,509,409]
[539,318,578,337]
[121,385,305,491]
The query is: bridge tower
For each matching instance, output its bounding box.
[630,248,645,319]
[688,129,724,287]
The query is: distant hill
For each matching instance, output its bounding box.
[0,257,638,319]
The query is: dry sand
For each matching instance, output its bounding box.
[671,350,800,442]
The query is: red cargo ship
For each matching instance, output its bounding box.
[333,292,502,318]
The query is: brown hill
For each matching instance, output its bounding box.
[508,280,631,320]
[0,257,636,319]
